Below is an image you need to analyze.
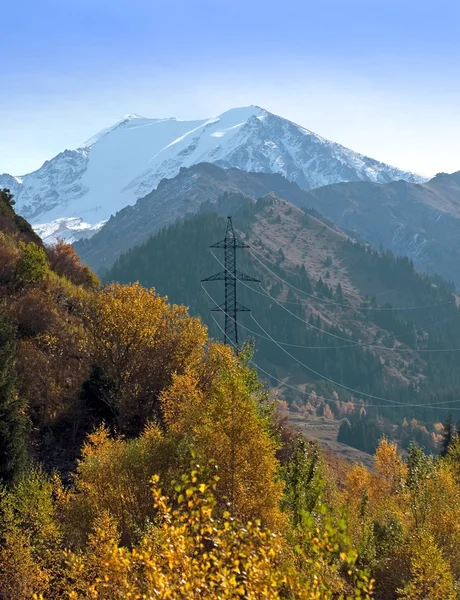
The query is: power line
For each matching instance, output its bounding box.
[210,249,460,353]
[249,312,460,406]
[235,304,460,354]
[203,284,460,408]
[248,245,457,312]
[201,226,460,412]
[207,310,460,411]
[202,216,259,348]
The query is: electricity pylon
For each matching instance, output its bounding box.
[202,216,259,348]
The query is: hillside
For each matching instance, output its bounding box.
[0,106,423,244]
[104,194,460,453]
[75,163,460,291]
[75,163,317,272]
[296,171,460,287]
[2,191,460,600]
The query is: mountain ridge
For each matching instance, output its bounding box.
[1,105,424,243]
[75,162,460,289]
[295,170,460,286]
[74,162,326,272]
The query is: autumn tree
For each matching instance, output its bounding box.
[161,343,283,529]
[62,424,179,547]
[397,531,455,600]
[374,438,407,499]
[46,239,99,288]
[80,283,207,434]
[0,467,63,599]
[64,464,373,600]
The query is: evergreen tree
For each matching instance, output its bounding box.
[441,413,455,457]
[0,317,29,484]
[335,282,344,303]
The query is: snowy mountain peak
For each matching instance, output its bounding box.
[81,114,162,148]
[122,113,146,120]
[0,105,427,245]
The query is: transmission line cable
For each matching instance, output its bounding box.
[206,305,460,411]
[248,245,457,311]
[249,311,460,406]
[210,249,460,353]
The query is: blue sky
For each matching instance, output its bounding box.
[1,0,460,176]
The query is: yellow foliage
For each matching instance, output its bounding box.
[161,343,284,530]
[0,468,64,599]
[419,463,460,576]
[374,439,407,499]
[62,467,373,600]
[345,463,373,505]
[0,528,50,600]
[61,423,178,547]
[80,283,207,431]
[397,531,456,600]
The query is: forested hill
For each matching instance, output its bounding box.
[295,171,460,287]
[74,162,311,273]
[4,190,460,599]
[104,194,460,451]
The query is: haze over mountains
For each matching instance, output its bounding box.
[0,105,423,244]
[75,162,460,289]
[101,192,460,446]
[298,171,460,287]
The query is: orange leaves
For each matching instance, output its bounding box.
[345,439,406,512]
[46,239,99,288]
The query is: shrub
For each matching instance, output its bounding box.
[14,242,48,287]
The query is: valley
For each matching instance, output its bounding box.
[4,2,460,596]
[101,190,460,454]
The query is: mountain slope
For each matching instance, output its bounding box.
[1,106,423,241]
[103,194,460,441]
[295,171,460,287]
[74,162,325,272]
[75,163,460,290]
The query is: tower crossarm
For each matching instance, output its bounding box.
[235,270,260,282]
[202,216,258,348]
[201,271,226,282]
[210,302,252,313]
[211,239,250,249]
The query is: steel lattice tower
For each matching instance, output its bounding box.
[202,216,259,348]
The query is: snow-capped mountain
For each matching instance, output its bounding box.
[0,106,425,244]
[33,217,106,245]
